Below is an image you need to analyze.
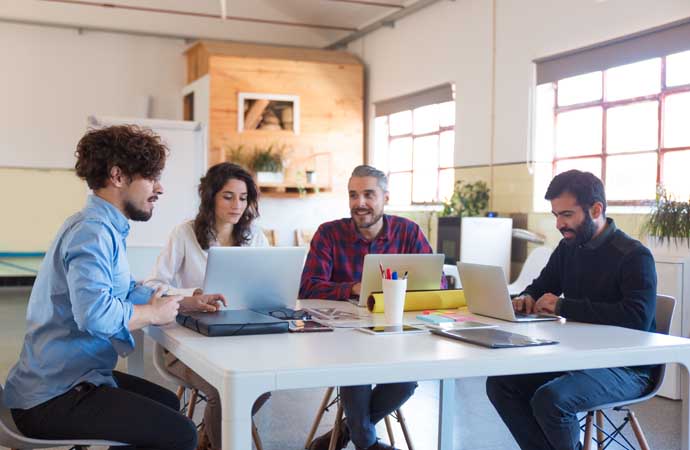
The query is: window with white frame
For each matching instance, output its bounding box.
[534,21,690,205]
[373,85,456,206]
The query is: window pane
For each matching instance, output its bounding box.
[605,58,661,101]
[388,172,411,205]
[374,116,389,172]
[554,157,602,179]
[439,101,455,127]
[557,71,602,106]
[663,150,690,200]
[556,107,602,157]
[438,168,455,202]
[666,50,690,87]
[388,137,412,172]
[413,104,439,135]
[412,135,439,203]
[606,101,658,153]
[664,92,690,148]
[389,110,412,136]
[439,131,454,167]
[605,153,657,201]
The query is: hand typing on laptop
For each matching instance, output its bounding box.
[513,293,559,315]
[512,294,536,314]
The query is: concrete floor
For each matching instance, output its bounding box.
[0,287,682,450]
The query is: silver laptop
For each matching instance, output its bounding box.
[356,253,445,306]
[457,262,560,322]
[203,247,307,310]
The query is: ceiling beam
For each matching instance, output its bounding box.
[325,0,405,8]
[325,0,447,49]
[38,0,357,32]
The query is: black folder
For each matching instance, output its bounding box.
[176,310,289,337]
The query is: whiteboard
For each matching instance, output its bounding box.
[88,116,207,247]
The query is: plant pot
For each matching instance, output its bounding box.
[647,236,690,259]
[256,171,284,184]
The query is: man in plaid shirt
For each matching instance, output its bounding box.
[301,165,441,450]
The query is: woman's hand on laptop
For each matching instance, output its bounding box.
[180,293,227,313]
[534,293,558,314]
[512,294,536,314]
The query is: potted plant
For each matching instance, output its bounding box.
[439,180,490,218]
[642,186,690,258]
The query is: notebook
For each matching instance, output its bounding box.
[176,309,289,337]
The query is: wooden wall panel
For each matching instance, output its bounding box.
[207,54,364,192]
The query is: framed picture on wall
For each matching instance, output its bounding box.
[238,92,300,134]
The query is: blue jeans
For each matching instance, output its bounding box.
[486,368,653,450]
[340,382,418,448]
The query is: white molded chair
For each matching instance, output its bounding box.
[1,382,127,449]
[580,295,675,450]
[507,246,552,296]
[443,263,461,289]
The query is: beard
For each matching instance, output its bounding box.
[560,210,597,246]
[124,200,153,222]
[351,207,384,229]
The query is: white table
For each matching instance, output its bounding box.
[139,301,690,450]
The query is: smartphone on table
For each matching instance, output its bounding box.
[289,320,334,332]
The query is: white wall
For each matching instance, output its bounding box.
[349,0,690,168]
[0,22,186,168]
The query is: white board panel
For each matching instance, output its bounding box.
[88,116,207,247]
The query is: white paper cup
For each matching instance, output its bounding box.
[382,278,407,325]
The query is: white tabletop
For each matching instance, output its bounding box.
[143,300,690,450]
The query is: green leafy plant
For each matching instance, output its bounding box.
[439,180,490,217]
[225,143,286,173]
[642,186,690,246]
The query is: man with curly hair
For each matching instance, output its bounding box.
[4,125,223,449]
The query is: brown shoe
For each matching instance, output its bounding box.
[308,420,350,450]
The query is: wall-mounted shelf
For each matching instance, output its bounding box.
[259,183,331,197]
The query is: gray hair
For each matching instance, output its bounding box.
[350,165,388,192]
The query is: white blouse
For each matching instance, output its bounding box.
[144,220,270,296]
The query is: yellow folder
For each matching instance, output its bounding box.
[367,289,466,313]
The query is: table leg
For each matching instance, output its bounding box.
[127,329,145,377]
[437,378,455,450]
[681,361,690,450]
[220,374,274,450]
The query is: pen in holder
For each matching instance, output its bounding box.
[382,277,408,325]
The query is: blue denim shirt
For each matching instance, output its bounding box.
[4,195,153,409]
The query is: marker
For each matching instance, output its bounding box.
[403,271,408,279]
[392,271,398,280]
[386,268,391,280]
[379,261,385,277]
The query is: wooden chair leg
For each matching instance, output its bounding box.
[304,387,335,449]
[384,415,395,446]
[252,418,264,450]
[396,408,414,450]
[595,410,605,450]
[328,403,344,450]
[187,388,199,419]
[628,410,651,450]
[176,385,185,400]
[582,412,593,450]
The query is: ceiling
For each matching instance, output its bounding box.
[0,0,432,48]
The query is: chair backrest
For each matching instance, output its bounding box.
[295,228,315,247]
[642,294,676,398]
[263,229,278,246]
[443,263,461,289]
[152,344,193,389]
[507,246,552,295]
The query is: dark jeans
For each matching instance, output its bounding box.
[486,368,653,450]
[12,370,197,450]
[340,382,418,448]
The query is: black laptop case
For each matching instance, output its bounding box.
[176,310,289,337]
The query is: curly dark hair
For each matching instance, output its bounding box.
[194,162,260,249]
[75,125,168,189]
[545,169,607,215]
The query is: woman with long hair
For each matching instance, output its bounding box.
[145,162,270,450]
